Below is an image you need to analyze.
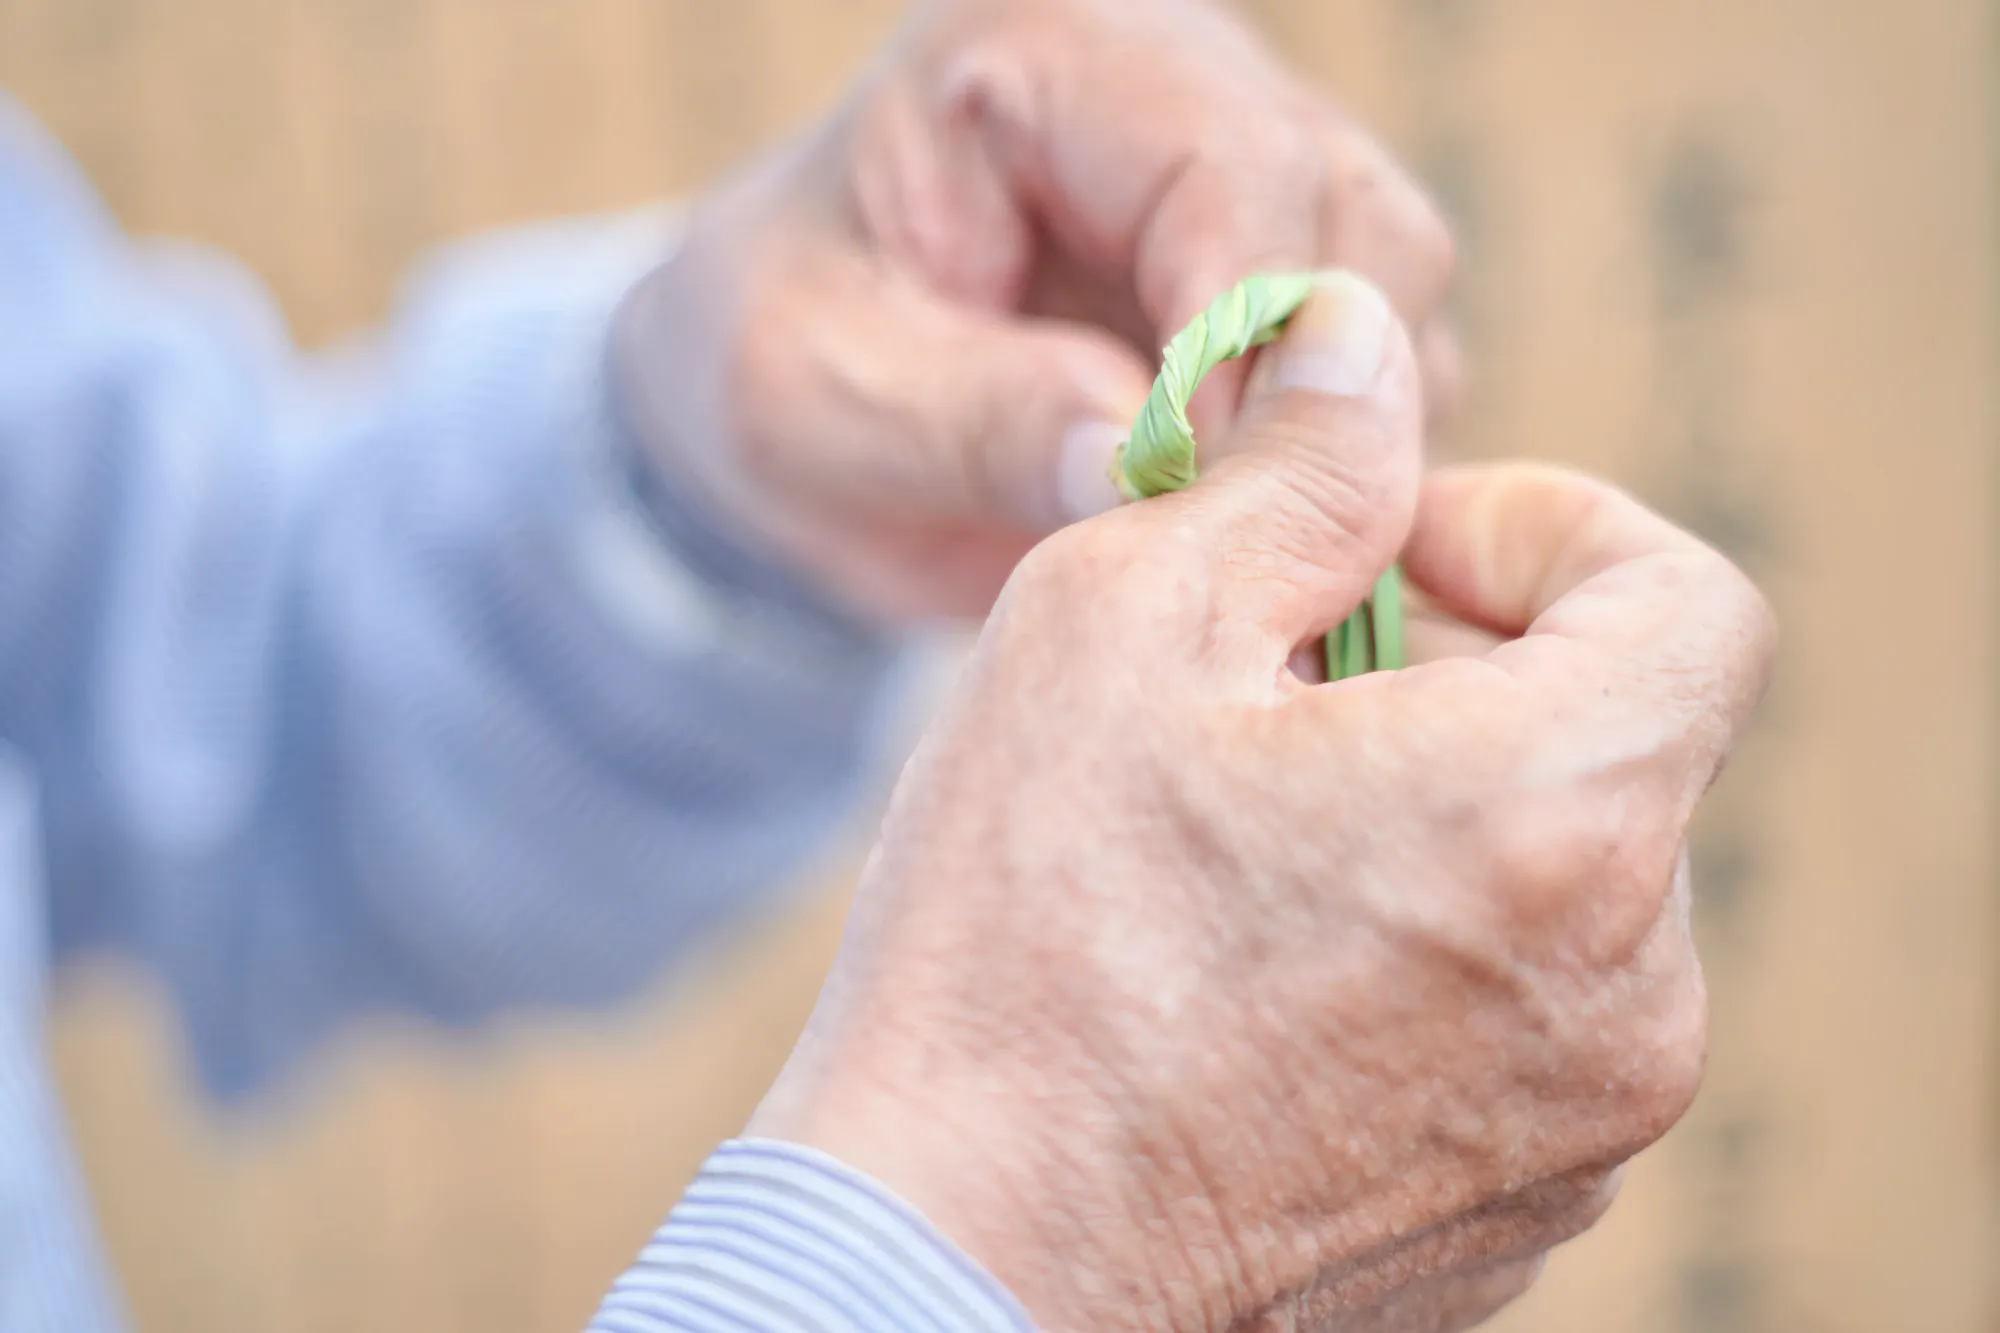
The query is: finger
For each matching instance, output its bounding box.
[745,244,1155,532]
[935,3,1325,326]
[925,5,1463,456]
[1271,1260,1540,1333]
[1126,272,1422,659]
[1186,119,1460,448]
[1416,319,1466,444]
[1329,1259,1543,1333]
[930,7,1326,433]
[1403,598,1504,665]
[1402,461,1777,785]
[1155,143,1326,450]
[1273,1166,1617,1330]
[1311,112,1458,330]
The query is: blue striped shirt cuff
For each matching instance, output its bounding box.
[591,1138,1035,1332]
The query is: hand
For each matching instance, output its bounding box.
[748,279,1776,1330]
[615,0,1455,621]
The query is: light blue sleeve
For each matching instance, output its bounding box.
[0,93,903,1098]
[592,1141,1035,1333]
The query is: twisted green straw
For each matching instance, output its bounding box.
[1111,270,1404,680]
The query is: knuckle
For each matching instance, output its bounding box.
[1595,805,1687,954]
[986,524,1124,667]
[1270,433,1379,545]
[1626,977,1711,1144]
[1484,801,1598,916]
[1406,188,1458,281]
[1321,127,1458,314]
[1000,511,1200,639]
[1266,122,1331,198]
[1642,548,1778,791]
[1716,555,1780,691]
[1365,174,1458,305]
[1582,966,1710,1155]
[1482,792,1705,1149]
[1004,519,1118,606]
[1481,796,1621,928]
[1485,782,1685,966]
[1225,402,1411,558]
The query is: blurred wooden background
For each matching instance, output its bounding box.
[2,1,1994,1329]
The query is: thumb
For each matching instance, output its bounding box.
[1164,272,1423,650]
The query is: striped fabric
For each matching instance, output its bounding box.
[593,1141,1031,1332]
[0,91,1026,1330]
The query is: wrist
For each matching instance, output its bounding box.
[747,1014,1216,1332]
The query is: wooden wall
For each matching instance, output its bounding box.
[2,2,1993,1329]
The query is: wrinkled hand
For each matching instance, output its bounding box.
[617,0,1455,620]
[749,281,1776,1331]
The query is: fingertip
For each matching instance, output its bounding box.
[1056,418,1128,522]
[1263,272,1399,399]
[1020,330,1150,529]
[1223,271,1421,464]
[1417,319,1467,443]
[1185,360,1251,451]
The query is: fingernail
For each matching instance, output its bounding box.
[1057,419,1128,521]
[1259,270,1395,399]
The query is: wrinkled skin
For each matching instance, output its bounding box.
[618,0,1457,621]
[612,0,1775,1326]
[750,287,1776,1331]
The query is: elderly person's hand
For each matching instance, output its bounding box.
[747,278,1776,1331]
[616,0,1454,620]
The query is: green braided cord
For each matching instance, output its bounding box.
[1114,271,1320,502]
[1369,565,1404,671]
[1339,604,1371,678]
[1111,269,1405,681]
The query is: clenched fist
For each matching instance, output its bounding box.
[750,279,1775,1331]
